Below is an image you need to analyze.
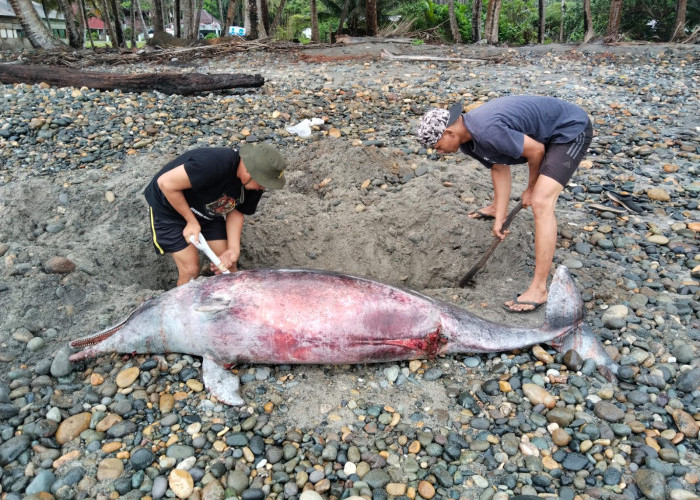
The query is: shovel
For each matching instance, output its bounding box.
[459,201,523,287]
[189,232,230,275]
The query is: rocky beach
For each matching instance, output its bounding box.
[0,41,698,500]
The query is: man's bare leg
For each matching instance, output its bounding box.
[505,176,563,312]
[172,245,201,286]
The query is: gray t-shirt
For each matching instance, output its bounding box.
[459,95,590,168]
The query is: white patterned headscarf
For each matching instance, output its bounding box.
[416,101,464,148]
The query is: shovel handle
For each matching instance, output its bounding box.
[459,201,523,287]
[189,233,231,275]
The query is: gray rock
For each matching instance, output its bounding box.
[634,468,666,500]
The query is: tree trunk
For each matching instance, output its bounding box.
[109,0,126,47]
[471,0,481,42]
[559,0,565,42]
[182,0,192,39]
[606,0,623,40]
[484,0,501,44]
[366,0,377,36]
[56,0,84,48]
[78,0,94,49]
[537,0,544,43]
[99,0,118,44]
[270,0,287,35]
[217,0,224,35]
[582,0,594,43]
[256,0,267,38]
[0,64,265,95]
[134,0,149,40]
[448,0,462,43]
[336,0,350,36]
[670,0,688,41]
[244,0,252,37]
[174,0,181,37]
[310,0,319,42]
[152,0,165,33]
[8,0,64,49]
[260,0,270,34]
[130,0,136,47]
[195,0,205,38]
[226,0,241,35]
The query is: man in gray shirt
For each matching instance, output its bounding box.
[418,95,592,312]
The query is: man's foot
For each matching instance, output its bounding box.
[468,209,495,220]
[503,293,547,313]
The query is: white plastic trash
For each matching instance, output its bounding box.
[285,118,324,138]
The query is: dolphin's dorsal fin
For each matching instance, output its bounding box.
[202,356,244,406]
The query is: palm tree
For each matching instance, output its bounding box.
[8,0,65,48]
[484,0,501,44]
[670,0,688,41]
[55,0,85,48]
[606,0,623,41]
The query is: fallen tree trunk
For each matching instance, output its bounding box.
[380,49,487,64]
[0,64,265,95]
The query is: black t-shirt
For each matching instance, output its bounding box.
[144,148,263,221]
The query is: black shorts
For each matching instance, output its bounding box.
[539,120,593,186]
[148,207,227,254]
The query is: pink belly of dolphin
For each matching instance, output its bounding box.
[185,270,448,365]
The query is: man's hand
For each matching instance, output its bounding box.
[183,221,202,245]
[213,249,240,274]
[521,188,534,209]
[492,218,510,240]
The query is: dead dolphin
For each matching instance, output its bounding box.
[69,266,617,405]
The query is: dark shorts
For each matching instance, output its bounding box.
[539,120,593,186]
[148,207,227,255]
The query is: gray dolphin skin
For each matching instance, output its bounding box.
[69,266,617,405]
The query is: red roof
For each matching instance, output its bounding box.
[87,17,105,29]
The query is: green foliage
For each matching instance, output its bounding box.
[412,38,424,45]
[393,1,471,42]
[275,13,309,41]
[499,0,538,44]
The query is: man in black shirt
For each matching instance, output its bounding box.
[144,144,287,286]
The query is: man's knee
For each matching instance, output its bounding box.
[530,194,557,218]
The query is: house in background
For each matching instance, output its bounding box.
[165,10,221,38]
[0,0,66,48]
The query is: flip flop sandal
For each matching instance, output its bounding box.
[503,296,546,313]
[606,190,643,213]
[587,203,627,215]
[468,209,495,220]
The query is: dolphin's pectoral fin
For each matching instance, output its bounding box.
[202,356,244,406]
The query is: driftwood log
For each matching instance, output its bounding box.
[0,64,264,95]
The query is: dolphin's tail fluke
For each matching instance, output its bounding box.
[543,266,585,331]
[544,266,619,378]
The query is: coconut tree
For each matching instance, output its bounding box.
[670,0,688,41]
[109,0,126,46]
[310,0,319,41]
[471,0,481,42]
[55,0,85,48]
[582,0,594,43]
[484,0,501,44]
[366,0,377,35]
[8,0,65,48]
[606,0,623,41]
[447,0,461,43]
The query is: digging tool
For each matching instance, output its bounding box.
[459,201,524,287]
[189,233,230,275]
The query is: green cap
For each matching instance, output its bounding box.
[240,144,287,189]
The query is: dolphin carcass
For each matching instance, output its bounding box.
[70,266,617,405]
